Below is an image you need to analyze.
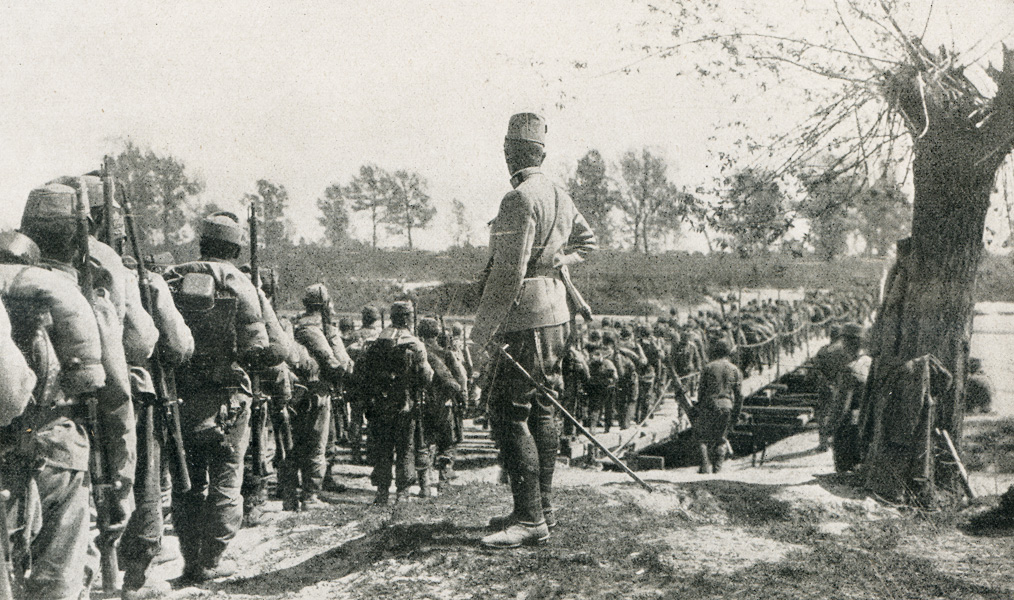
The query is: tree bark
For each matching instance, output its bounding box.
[861,45,1014,502]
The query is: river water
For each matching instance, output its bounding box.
[971,302,1014,417]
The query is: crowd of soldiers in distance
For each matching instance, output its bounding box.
[0,167,887,599]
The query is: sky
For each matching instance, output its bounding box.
[2,0,1013,251]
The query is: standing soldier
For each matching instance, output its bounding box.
[469,112,597,548]
[811,323,864,453]
[35,176,158,594]
[693,339,743,474]
[114,186,195,598]
[343,306,383,466]
[355,301,432,505]
[10,187,117,599]
[164,212,284,583]
[417,318,465,493]
[241,269,300,528]
[290,284,352,509]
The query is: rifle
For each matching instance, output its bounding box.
[247,202,268,479]
[102,158,115,248]
[117,164,191,495]
[495,345,654,492]
[0,486,16,599]
[76,178,122,592]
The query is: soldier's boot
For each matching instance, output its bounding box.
[418,470,438,498]
[480,521,550,549]
[489,509,556,531]
[712,443,728,474]
[437,458,458,484]
[373,488,390,506]
[394,488,416,504]
[698,444,713,475]
[301,494,325,509]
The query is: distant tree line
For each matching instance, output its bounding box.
[108,140,911,262]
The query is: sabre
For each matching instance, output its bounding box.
[494,345,654,492]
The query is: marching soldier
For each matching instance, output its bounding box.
[694,339,743,474]
[290,284,352,508]
[417,318,465,493]
[11,186,118,599]
[354,301,432,505]
[164,212,285,582]
[469,112,597,548]
[343,306,383,465]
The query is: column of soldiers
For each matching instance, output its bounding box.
[0,114,884,596]
[560,289,874,437]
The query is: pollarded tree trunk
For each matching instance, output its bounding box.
[861,45,1014,502]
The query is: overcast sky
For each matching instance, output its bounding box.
[2,0,1012,251]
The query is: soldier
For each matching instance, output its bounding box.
[811,322,863,452]
[241,269,300,528]
[27,178,156,594]
[10,188,118,599]
[694,339,743,474]
[584,336,618,431]
[164,212,284,582]
[290,284,353,509]
[344,305,383,465]
[417,318,465,493]
[469,112,597,548]
[354,301,432,505]
[117,241,195,597]
[965,358,994,414]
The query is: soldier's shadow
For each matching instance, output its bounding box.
[204,520,483,596]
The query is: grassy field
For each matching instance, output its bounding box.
[191,474,1012,600]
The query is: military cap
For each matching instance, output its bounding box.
[601,318,612,328]
[451,322,464,336]
[201,211,242,246]
[619,327,632,339]
[506,112,546,146]
[602,330,617,346]
[338,317,356,334]
[302,283,329,307]
[636,323,651,337]
[0,231,40,265]
[969,357,983,373]
[417,317,440,339]
[587,329,602,344]
[390,301,413,318]
[49,175,119,211]
[362,306,381,324]
[21,183,78,225]
[841,322,863,340]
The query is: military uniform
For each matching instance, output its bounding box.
[164,212,282,581]
[118,267,193,595]
[419,319,465,491]
[355,303,432,504]
[344,312,382,464]
[694,344,743,474]
[290,285,352,507]
[8,188,114,600]
[471,113,596,547]
[812,324,862,451]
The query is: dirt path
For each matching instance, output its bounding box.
[119,423,1014,600]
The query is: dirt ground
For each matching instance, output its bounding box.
[104,425,1014,600]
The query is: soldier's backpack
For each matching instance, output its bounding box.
[168,271,239,364]
[353,329,419,413]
